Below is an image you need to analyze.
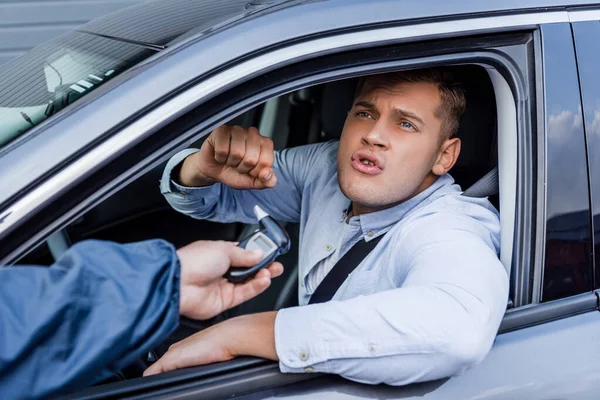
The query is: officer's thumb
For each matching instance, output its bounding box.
[225,245,264,268]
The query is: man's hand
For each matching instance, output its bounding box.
[178,125,277,189]
[143,312,278,377]
[177,241,283,320]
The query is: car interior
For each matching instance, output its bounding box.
[17,64,508,383]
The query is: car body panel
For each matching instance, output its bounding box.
[233,311,600,400]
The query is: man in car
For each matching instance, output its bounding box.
[149,68,509,385]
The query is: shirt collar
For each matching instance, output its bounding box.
[344,174,456,237]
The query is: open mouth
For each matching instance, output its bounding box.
[350,152,383,175]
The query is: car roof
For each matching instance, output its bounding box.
[80,0,597,48]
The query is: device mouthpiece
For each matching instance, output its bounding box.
[253,205,269,221]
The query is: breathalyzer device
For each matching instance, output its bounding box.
[224,205,290,283]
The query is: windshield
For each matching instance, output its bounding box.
[0,31,155,150]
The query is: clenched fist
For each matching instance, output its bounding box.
[178,125,277,189]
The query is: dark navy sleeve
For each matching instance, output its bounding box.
[0,239,180,399]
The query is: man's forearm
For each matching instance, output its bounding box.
[178,151,216,187]
[228,311,279,361]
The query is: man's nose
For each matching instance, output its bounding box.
[362,121,389,149]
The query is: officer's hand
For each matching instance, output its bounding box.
[178,125,277,189]
[177,240,283,320]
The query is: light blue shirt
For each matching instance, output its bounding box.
[160,140,509,386]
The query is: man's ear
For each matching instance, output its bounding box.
[432,138,461,176]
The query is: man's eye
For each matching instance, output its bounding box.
[357,111,372,119]
[399,121,415,130]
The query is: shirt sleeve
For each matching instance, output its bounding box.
[160,143,329,224]
[273,212,509,385]
[0,239,180,399]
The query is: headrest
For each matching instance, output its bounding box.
[319,78,358,140]
[452,66,497,169]
[318,66,497,170]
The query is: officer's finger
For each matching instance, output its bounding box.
[266,261,284,278]
[229,265,281,308]
[223,243,264,267]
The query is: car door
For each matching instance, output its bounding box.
[198,20,598,400]
[63,11,600,400]
[2,4,600,400]
[193,20,600,400]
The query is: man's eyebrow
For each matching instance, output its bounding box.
[353,101,426,126]
[394,108,425,126]
[353,100,376,109]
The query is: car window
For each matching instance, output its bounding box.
[0,31,155,150]
[571,20,600,290]
[540,24,593,302]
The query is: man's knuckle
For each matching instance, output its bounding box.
[259,158,272,167]
[243,156,258,166]
[231,125,246,136]
[214,125,230,136]
[215,148,229,157]
[230,150,244,160]
[262,137,274,148]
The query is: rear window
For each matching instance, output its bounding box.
[0,31,155,149]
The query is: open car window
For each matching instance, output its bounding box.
[0,32,155,150]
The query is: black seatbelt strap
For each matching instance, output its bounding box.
[308,234,385,304]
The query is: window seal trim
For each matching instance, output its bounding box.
[531,28,547,305]
[72,361,317,400]
[499,291,598,333]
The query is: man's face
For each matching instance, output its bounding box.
[337,79,451,214]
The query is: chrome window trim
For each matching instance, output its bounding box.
[499,291,598,333]
[0,11,571,238]
[569,9,600,22]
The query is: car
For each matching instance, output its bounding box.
[1,0,599,398]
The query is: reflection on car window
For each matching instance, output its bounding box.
[541,24,593,302]
[0,31,155,150]
[572,21,600,290]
